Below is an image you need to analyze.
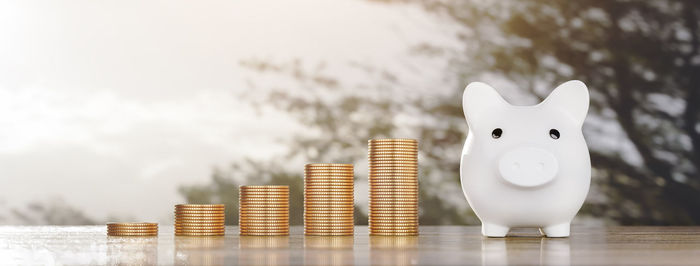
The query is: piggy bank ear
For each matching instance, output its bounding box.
[462,82,508,128]
[542,80,590,126]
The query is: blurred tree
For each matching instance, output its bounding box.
[0,198,96,225]
[181,0,700,225]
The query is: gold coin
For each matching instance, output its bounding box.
[305,229,354,232]
[305,218,354,223]
[239,218,289,222]
[368,183,418,187]
[239,216,289,220]
[304,180,354,184]
[175,216,226,220]
[304,187,354,191]
[304,226,354,230]
[107,225,158,228]
[369,214,418,218]
[304,206,355,210]
[368,150,418,154]
[369,201,418,205]
[175,224,224,228]
[238,209,289,213]
[239,228,288,231]
[369,206,418,210]
[108,233,158,236]
[369,232,417,236]
[176,204,224,208]
[175,211,225,215]
[239,220,289,224]
[239,214,289,217]
[369,138,417,143]
[239,200,289,204]
[239,209,290,213]
[369,217,419,221]
[239,229,289,233]
[304,194,354,198]
[239,210,289,213]
[174,228,225,232]
[305,224,354,228]
[368,193,419,196]
[107,227,158,230]
[108,230,159,234]
[305,233,353,236]
[176,233,225,236]
[175,213,226,217]
[304,170,354,174]
[368,169,418,173]
[369,209,418,213]
[304,205,354,208]
[107,222,157,226]
[175,229,226,233]
[240,233,288,236]
[368,155,418,159]
[239,195,289,199]
[368,147,418,151]
[369,222,418,226]
[368,164,418,168]
[368,142,418,146]
[305,225,354,229]
[239,204,289,208]
[239,193,289,197]
[304,210,354,214]
[304,192,354,195]
[369,173,418,176]
[369,228,418,232]
[304,216,354,220]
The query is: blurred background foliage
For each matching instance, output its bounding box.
[180,0,700,225]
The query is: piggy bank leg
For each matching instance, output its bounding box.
[541,223,570,237]
[481,223,509,237]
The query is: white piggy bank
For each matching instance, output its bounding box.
[460,80,591,238]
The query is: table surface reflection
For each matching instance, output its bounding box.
[1,226,699,265]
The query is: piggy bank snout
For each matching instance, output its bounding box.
[498,147,558,187]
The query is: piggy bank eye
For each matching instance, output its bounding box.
[549,129,560,139]
[491,128,503,139]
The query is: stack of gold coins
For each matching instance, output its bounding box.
[304,163,354,236]
[368,138,419,236]
[239,185,289,236]
[174,204,225,236]
[107,222,158,236]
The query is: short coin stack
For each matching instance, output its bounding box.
[239,185,290,236]
[304,163,354,236]
[368,138,419,236]
[107,222,158,236]
[174,204,226,236]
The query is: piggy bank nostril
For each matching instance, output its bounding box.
[513,162,520,169]
[537,162,545,171]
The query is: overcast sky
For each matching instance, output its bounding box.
[0,0,461,223]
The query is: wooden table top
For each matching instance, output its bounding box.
[1,225,699,265]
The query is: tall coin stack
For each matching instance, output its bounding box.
[174,204,226,236]
[107,222,158,236]
[304,163,354,236]
[368,138,419,236]
[239,185,290,236]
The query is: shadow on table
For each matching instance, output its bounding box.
[239,236,290,265]
[174,236,226,265]
[304,236,354,265]
[481,237,571,265]
[370,236,419,266]
[106,236,158,265]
